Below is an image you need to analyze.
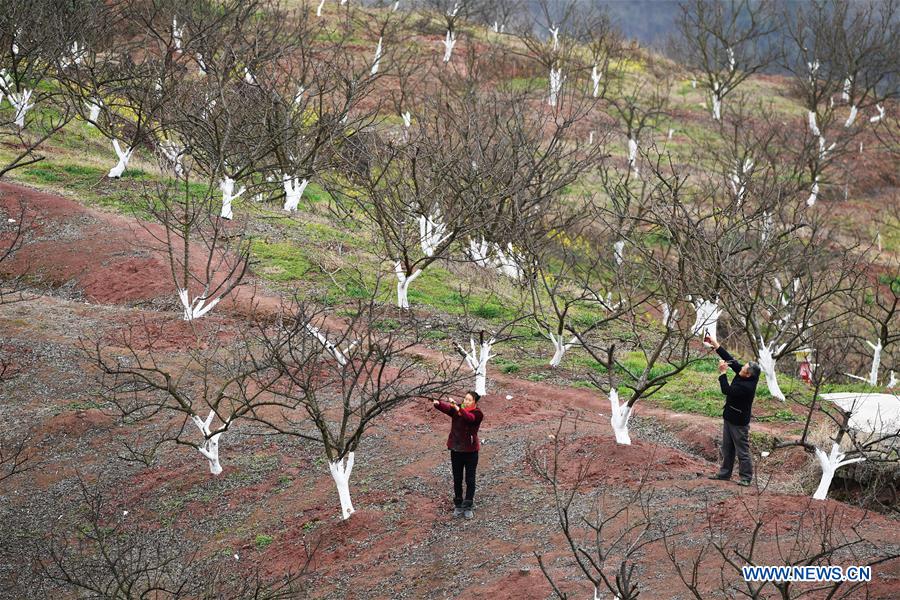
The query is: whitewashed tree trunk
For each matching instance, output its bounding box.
[548,331,577,367]
[493,243,523,281]
[660,302,679,329]
[549,25,559,51]
[10,89,34,129]
[608,388,632,445]
[159,141,185,177]
[710,81,723,121]
[588,130,594,145]
[807,111,820,136]
[394,263,422,309]
[329,452,356,520]
[219,177,245,220]
[442,30,456,63]
[467,237,490,266]
[812,443,864,500]
[418,211,449,257]
[761,211,774,245]
[282,175,309,212]
[866,340,882,386]
[172,17,183,51]
[178,287,222,321]
[591,64,602,97]
[626,137,638,174]
[690,296,722,338]
[402,111,411,128]
[305,323,357,366]
[613,240,624,266]
[548,68,562,107]
[844,105,858,128]
[316,0,326,17]
[459,337,494,396]
[841,76,851,102]
[86,98,103,122]
[757,338,787,401]
[807,177,819,207]
[887,371,897,388]
[869,104,885,123]
[726,47,735,71]
[191,411,226,475]
[371,37,383,75]
[107,139,133,178]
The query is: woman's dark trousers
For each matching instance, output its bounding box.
[450,450,478,508]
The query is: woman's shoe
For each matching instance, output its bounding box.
[463,508,474,519]
[453,506,464,517]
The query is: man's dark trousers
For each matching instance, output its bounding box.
[451,450,478,508]
[717,421,753,480]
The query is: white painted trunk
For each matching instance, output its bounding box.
[86,98,102,122]
[548,332,576,368]
[172,18,183,51]
[220,177,245,220]
[627,138,638,173]
[807,178,819,207]
[442,30,456,63]
[305,323,355,366]
[887,371,897,388]
[548,68,562,107]
[812,443,864,500]
[711,93,721,121]
[844,105,858,128]
[757,340,787,402]
[591,65,602,97]
[178,288,221,321]
[613,240,624,265]
[402,111,411,128]
[866,340,882,386]
[609,389,632,445]
[807,111,820,136]
[394,263,422,309]
[468,237,490,266]
[108,139,132,178]
[192,411,225,475]
[493,243,523,281]
[418,211,449,257]
[842,77,851,102]
[10,89,33,128]
[371,37,383,75]
[461,337,494,396]
[870,104,884,123]
[282,175,309,212]
[317,0,326,16]
[329,452,356,520]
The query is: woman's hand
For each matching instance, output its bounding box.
[718,359,728,374]
[432,399,440,407]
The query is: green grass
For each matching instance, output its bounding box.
[254,534,274,549]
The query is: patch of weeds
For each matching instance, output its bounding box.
[500,362,520,374]
[255,534,274,549]
[572,380,597,390]
[756,409,799,423]
[473,303,503,319]
[527,372,547,382]
[372,318,401,332]
[665,397,722,418]
[423,329,448,340]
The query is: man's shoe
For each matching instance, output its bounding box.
[737,479,752,487]
[708,474,730,481]
[453,506,464,517]
[463,508,474,519]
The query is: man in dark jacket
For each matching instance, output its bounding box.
[433,391,484,519]
[704,334,761,486]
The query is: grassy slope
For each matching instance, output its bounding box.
[0,9,890,424]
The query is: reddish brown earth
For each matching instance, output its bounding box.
[1,182,898,599]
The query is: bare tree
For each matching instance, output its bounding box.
[87,317,286,476]
[254,286,463,519]
[673,0,779,121]
[531,415,659,600]
[38,477,315,599]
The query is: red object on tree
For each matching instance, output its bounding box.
[799,360,813,385]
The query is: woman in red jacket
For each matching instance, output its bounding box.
[433,391,484,519]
